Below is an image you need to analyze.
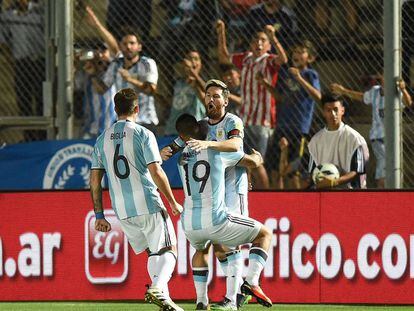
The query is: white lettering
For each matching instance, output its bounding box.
[92,232,106,259]
[357,233,380,279]
[292,233,314,279]
[105,231,120,264]
[43,233,61,276]
[264,218,277,277]
[0,238,2,276]
[411,235,414,278]
[382,234,407,280]
[279,217,290,278]
[18,233,41,277]
[316,233,341,279]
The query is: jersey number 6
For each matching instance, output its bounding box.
[113,144,130,179]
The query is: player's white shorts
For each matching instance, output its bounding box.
[119,209,177,254]
[226,193,248,216]
[184,212,261,250]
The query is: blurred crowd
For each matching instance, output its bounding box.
[1,0,414,189]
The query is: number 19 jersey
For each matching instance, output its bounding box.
[91,120,164,219]
[177,147,244,231]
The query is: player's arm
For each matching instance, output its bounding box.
[119,69,157,95]
[187,136,242,153]
[330,83,364,102]
[238,149,264,168]
[264,25,288,65]
[148,162,183,215]
[89,169,111,232]
[216,19,232,65]
[160,141,184,161]
[289,68,322,102]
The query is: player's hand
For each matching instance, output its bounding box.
[216,19,226,35]
[118,68,130,81]
[170,202,183,216]
[95,218,111,232]
[251,148,264,165]
[187,139,209,152]
[315,177,336,189]
[85,6,99,27]
[288,67,301,80]
[160,146,173,161]
[330,83,345,95]
[397,78,406,91]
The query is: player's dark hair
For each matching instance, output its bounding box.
[321,92,343,106]
[176,114,206,139]
[114,88,138,116]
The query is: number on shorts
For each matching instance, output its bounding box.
[113,144,130,179]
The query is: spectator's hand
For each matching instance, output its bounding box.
[264,24,276,38]
[118,68,131,81]
[397,78,407,91]
[216,19,226,35]
[83,60,96,75]
[330,83,345,95]
[170,202,183,216]
[255,72,269,85]
[95,218,111,232]
[279,137,289,150]
[288,67,301,80]
[315,177,337,189]
[85,6,99,27]
[187,139,209,152]
[160,146,173,161]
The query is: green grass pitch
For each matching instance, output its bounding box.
[1,303,414,311]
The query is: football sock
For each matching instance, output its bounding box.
[193,267,209,305]
[218,257,228,275]
[153,251,176,296]
[225,250,243,305]
[147,253,160,285]
[246,247,268,286]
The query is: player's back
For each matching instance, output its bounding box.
[93,120,164,219]
[177,146,243,231]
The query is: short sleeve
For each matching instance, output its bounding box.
[91,146,105,169]
[226,116,244,139]
[173,136,185,148]
[143,130,162,165]
[220,150,244,168]
[143,58,158,85]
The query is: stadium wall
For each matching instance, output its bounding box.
[0,190,414,304]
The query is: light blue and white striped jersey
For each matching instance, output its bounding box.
[363,85,384,140]
[91,120,164,219]
[83,78,117,138]
[178,147,244,231]
[207,113,248,206]
[103,55,159,125]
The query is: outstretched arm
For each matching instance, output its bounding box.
[264,25,288,65]
[331,83,364,102]
[216,19,232,65]
[238,149,264,168]
[187,136,242,152]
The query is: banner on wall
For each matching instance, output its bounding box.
[0,191,414,304]
[0,138,182,190]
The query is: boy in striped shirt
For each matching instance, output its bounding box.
[89,88,183,311]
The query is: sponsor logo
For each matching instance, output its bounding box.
[43,143,94,189]
[84,210,128,284]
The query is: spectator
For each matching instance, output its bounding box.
[308,93,369,189]
[221,64,242,114]
[164,48,206,135]
[217,19,288,189]
[257,40,321,189]
[330,76,412,188]
[246,0,297,49]
[93,28,160,134]
[0,0,44,140]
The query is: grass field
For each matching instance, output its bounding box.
[1,303,414,311]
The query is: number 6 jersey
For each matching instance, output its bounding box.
[91,120,164,219]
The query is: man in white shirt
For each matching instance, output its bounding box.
[308,93,369,189]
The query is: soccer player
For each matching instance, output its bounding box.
[89,88,183,311]
[162,79,252,309]
[176,113,273,310]
[308,93,369,189]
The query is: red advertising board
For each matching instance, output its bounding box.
[0,190,413,303]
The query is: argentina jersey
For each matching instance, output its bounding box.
[91,120,164,219]
[207,113,248,206]
[177,146,244,231]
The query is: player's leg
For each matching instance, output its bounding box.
[192,245,211,310]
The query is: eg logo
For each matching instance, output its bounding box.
[84,210,128,284]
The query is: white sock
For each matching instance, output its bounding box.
[219,257,228,275]
[246,247,268,286]
[153,251,176,296]
[147,253,160,285]
[225,251,243,305]
[193,267,209,305]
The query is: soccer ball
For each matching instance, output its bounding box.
[312,163,340,183]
